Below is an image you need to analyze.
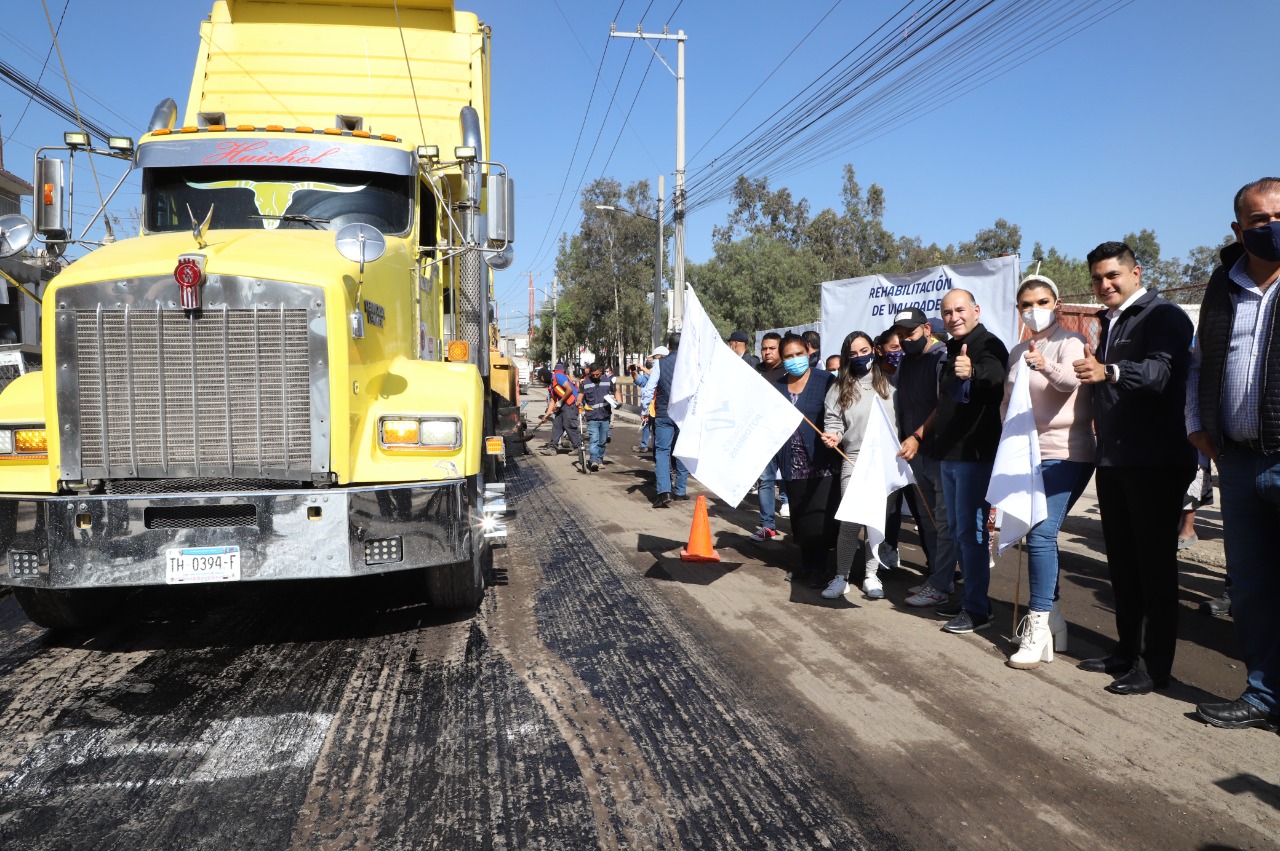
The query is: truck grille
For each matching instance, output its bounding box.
[75,307,312,477]
[57,277,330,483]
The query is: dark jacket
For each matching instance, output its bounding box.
[580,375,615,421]
[773,369,836,479]
[934,323,1009,461]
[896,341,946,455]
[1195,241,1280,453]
[1094,289,1196,467]
[654,347,678,418]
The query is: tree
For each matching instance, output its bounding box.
[712,175,810,248]
[1027,242,1090,299]
[550,177,667,369]
[959,218,1021,260]
[689,234,824,338]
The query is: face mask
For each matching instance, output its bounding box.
[847,353,875,377]
[901,334,929,357]
[829,369,840,376]
[783,355,810,376]
[1241,220,1280,263]
[1021,308,1057,333]
[882,349,906,368]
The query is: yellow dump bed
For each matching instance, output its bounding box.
[185,0,487,151]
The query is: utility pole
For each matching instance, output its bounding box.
[655,174,665,346]
[527,272,535,339]
[610,23,686,330]
[550,276,558,366]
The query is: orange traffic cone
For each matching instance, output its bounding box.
[680,494,721,563]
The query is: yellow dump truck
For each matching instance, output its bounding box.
[0,0,515,629]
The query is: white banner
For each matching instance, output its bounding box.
[834,397,915,550]
[985,359,1047,553]
[672,287,803,507]
[818,255,1021,361]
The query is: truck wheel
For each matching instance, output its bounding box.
[427,529,489,610]
[12,587,125,631]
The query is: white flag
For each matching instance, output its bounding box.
[669,288,802,507]
[985,359,1047,553]
[834,397,914,549]
[668,286,717,426]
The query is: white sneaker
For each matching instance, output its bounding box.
[905,585,949,608]
[862,571,884,600]
[908,584,923,595]
[878,543,900,570]
[821,577,848,599]
[778,502,790,518]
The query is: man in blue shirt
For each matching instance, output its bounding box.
[1187,178,1280,729]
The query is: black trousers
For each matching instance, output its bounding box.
[1095,464,1195,680]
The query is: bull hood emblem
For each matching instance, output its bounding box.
[188,180,364,229]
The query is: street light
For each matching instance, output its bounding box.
[596,178,665,351]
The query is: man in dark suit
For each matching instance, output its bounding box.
[1073,241,1196,695]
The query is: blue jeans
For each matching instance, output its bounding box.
[1025,460,1094,611]
[759,458,783,530]
[653,416,688,496]
[586,419,610,464]
[1217,446,1280,713]
[941,460,994,616]
[912,455,956,594]
[639,417,652,450]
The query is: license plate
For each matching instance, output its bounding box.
[165,546,241,584]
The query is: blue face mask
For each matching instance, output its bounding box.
[883,349,906,368]
[783,355,810,376]
[1242,220,1280,263]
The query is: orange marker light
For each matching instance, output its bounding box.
[446,340,470,362]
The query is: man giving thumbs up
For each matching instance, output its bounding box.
[932,289,1010,636]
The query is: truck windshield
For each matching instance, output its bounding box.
[144,165,413,235]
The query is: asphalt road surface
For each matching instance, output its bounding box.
[1,416,1278,850]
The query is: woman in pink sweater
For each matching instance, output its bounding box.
[1002,275,1096,669]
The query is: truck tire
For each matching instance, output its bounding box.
[12,587,125,631]
[427,529,489,610]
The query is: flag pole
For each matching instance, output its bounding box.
[1010,541,1024,643]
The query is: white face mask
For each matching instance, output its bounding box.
[1021,307,1057,333]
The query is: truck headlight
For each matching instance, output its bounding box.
[0,429,12,455]
[378,416,462,451]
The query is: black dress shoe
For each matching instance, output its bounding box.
[673,493,690,501]
[1196,697,1280,730]
[652,493,671,509]
[1104,667,1170,695]
[1200,591,1231,617]
[1079,654,1131,675]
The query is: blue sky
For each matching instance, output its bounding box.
[4,1,1277,336]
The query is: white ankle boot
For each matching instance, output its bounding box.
[1008,610,1053,668]
[1048,602,1068,652]
[862,563,884,599]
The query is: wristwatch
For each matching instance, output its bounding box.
[1107,364,1120,384]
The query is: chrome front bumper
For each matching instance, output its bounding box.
[0,480,508,589]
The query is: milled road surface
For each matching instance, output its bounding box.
[0,447,897,850]
[2,411,1279,849]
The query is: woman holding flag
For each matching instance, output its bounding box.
[1002,275,1095,669]
[819,331,898,600]
[773,333,840,585]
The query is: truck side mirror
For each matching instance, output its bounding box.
[486,175,514,245]
[0,214,35,259]
[34,158,67,242]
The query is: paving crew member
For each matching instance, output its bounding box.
[580,359,618,471]
[538,362,583,456]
